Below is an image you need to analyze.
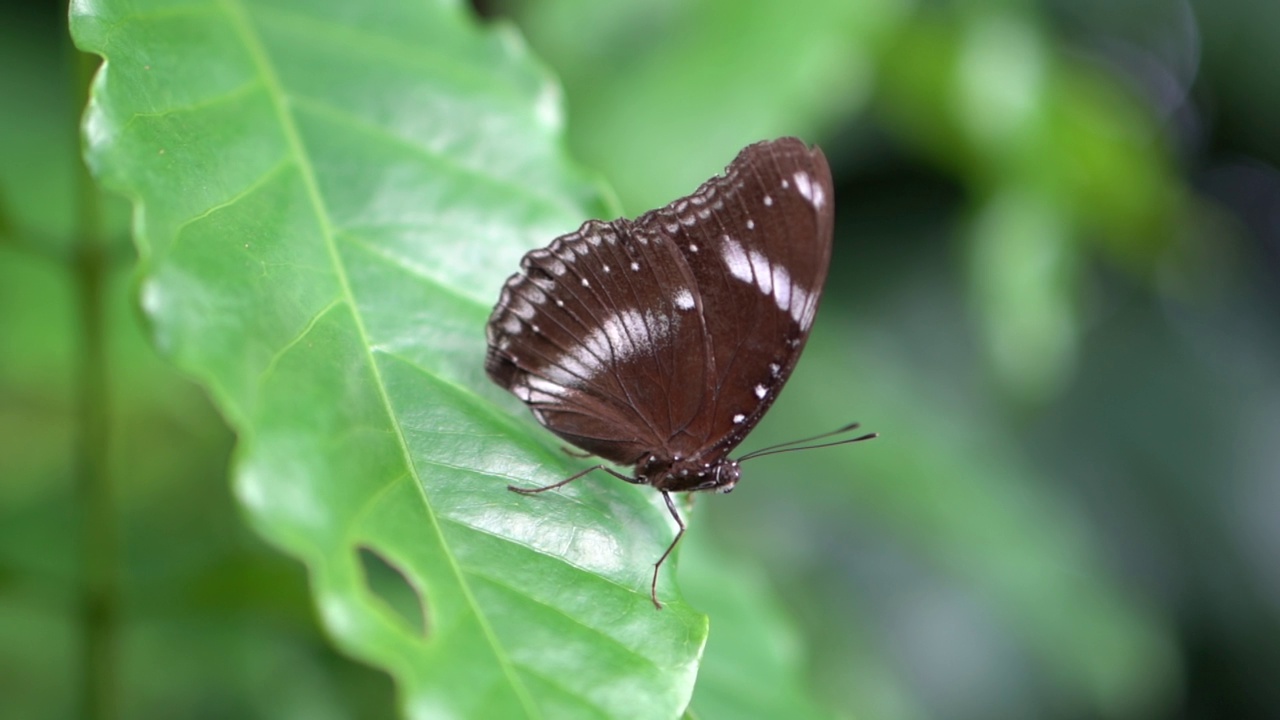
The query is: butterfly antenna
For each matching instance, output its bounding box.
[738,422,877,462]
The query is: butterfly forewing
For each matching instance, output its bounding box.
[635,138,834,460]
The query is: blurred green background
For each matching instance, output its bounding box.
[3,0,1279,718]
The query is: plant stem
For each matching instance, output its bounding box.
[69,36,116,720]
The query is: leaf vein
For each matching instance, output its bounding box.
[290,94,583,219]
[120,78,264,123]
[341,232,493,308]
[249,1,531,101]
[436,514,652,608]
[219,0,541,716]
[167,157,293,242]
[257,297,345,384]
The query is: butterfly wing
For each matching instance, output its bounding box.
[634,137,835,460]
[486,218,714,466]
[487,138,834,469]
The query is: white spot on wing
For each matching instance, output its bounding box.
[748,249,773,295]
[772,263,791,312]
[512,298,535,320]
[733,413,746,423]
[689,243,698,253]
[630,261,640,271]
[746,219,755,230]
[581,277,590,287]
[763,195,773,207]
[674,288,695,311]
[721,236,752,283]
[790,283,812,326]
[755,384,767,399]
[718,237,816,325]
[793,170,825,208]
[542,308,676,386]
[523,375,570,403]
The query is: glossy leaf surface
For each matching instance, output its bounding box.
[72,0,708,717]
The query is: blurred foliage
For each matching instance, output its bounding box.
[2,0,1278,718]
[501,0,1280,717]
[0,9,398,720]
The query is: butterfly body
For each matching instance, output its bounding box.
[637,453,741,494]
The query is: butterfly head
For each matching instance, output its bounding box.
[711,461,741,494]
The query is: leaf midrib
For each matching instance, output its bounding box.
[219,0,541,716]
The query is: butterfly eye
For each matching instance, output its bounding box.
[714,463,741,494]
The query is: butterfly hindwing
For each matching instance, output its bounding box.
[485,218,713,465]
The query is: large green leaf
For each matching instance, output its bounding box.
[72,0,708,717]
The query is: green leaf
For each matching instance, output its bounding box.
[72,0,708,717]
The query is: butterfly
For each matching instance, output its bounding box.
[486,137,873,608]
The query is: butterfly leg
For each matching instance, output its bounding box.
[508,464,636,494]
[650,491,686,610]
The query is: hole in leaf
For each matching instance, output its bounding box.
[357,546,427,637]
